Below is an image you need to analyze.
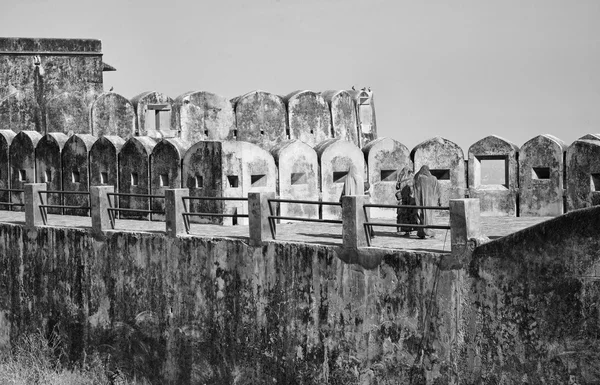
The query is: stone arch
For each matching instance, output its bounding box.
[320,90,359,147]
[89,136,126,189]
[566,139,600,211]
[284,90,331,147]
[130,91,175,138]
[150,138,191,218]
[91,92,136,139]
[174,91,235,143]
[9,130,42,209]
[36,132,68,213]
[62,134,97,214]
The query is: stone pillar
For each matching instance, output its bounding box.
[342,195,369,249]
[90,185,115,237]
[165,188,189,238]
[449,198,481,258]
[25,183,46,230]
[248,191,275,247]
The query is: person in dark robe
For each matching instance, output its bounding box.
[339,163,361,202]
[395,167,418,236]
[413,165,441,239]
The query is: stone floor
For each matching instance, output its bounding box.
[0,209,551,253]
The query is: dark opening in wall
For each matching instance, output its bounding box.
[131,172,138,186]
[380,169,397,182]
[194,175,203,188]
[18,169,26,182]
[44,170,52,183]
[591,174,600,191]
[260,129,264,135]
[430,169,450,180]
[291,172,307,185]
[100,172,108,184]
[227,175,239,188]
[72,170,80,183]
[532,167,551,180]
[160,174,169,187]
[251,174,266,187]
[333,171,348,183]
[232,129,237,138]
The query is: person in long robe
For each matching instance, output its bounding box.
[395,167,418,235]
[413,165,441,239]
[339,163,361,202]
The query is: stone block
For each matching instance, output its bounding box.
[165,188,189,237]
[248,191,275,246]
[90,185,114,237]
[342,195,369,249]
[25,183,46,229]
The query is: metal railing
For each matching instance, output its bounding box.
[38,190,91,225]
[181,196,249,234]
[267,198,342,239]
[362,203,451,246]
[107,192,166,229]
[0,188,24,208]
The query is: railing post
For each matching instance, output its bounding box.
[165,188,189,238]
[248,191,275,247]
[25,183,46,230]
[91,186,114,237]
[342,195,369,249]
[449,198,481,259]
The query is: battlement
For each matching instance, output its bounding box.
[0,37,102,54]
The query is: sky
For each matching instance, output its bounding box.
[2,0,600,152]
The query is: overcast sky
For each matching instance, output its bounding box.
[2,0,599,151]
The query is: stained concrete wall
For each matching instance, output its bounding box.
[468,135,519,216]
[150,138,190,219]
[362,137,411,218]
[90,92,136,139]
[35,132,68,213]
[519,134,566,216]
[118,136,157,219]
[315,139,364,219]
[271,140,319,219]
[174,91,236,143]
[45,92,90,135]
[411,136,466,208]
[9,130,42,209]
[565,139,600,210]
[232,91,288,150]
[321,90,359,147]
[238,141,277,225]
[131,91,175,138]
[0,130,15,209]
[284,90,332,147]
[89,136,125,189]
[0,91,38,133]
[62,134,96,215]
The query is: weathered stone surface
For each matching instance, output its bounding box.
[174,91,235,143]
[118,136,158,219]
[565,139,600,210]
[519,134,566,216]
[271,140,319,219]
[362,137,411,218]
[89,135,125,189]
[9,130,42,209]
[150,138,191,219]
[36,132,68,213]
[0,91,38,132]
[0,38,105,133]
[62,134,96,215]
[45,92,90,135]
[232,90,287,150]
[130,91,175,138]
[411,136,466,210]
[321,90,359,147]
[284,90,332,147]
[468,135,519,216]
[90,92,136,139]
[0,130,15,209]
[349,89,377,145]
[314,139,365,219]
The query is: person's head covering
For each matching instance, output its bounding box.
[415,165,432,178]
[396,167,414,189]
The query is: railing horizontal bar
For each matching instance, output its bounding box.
[268,198,341,206]
[0,202,24,206]
[40,190,90,195]
[40,205,91,210]
[107,208,165,214]
[0,188,24,193]
[182,196,248,201]
[365,222,451,229]
[108,193,165,199]
[182,213,249,218]
[269,216,343,224]
[364,204,450,210]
